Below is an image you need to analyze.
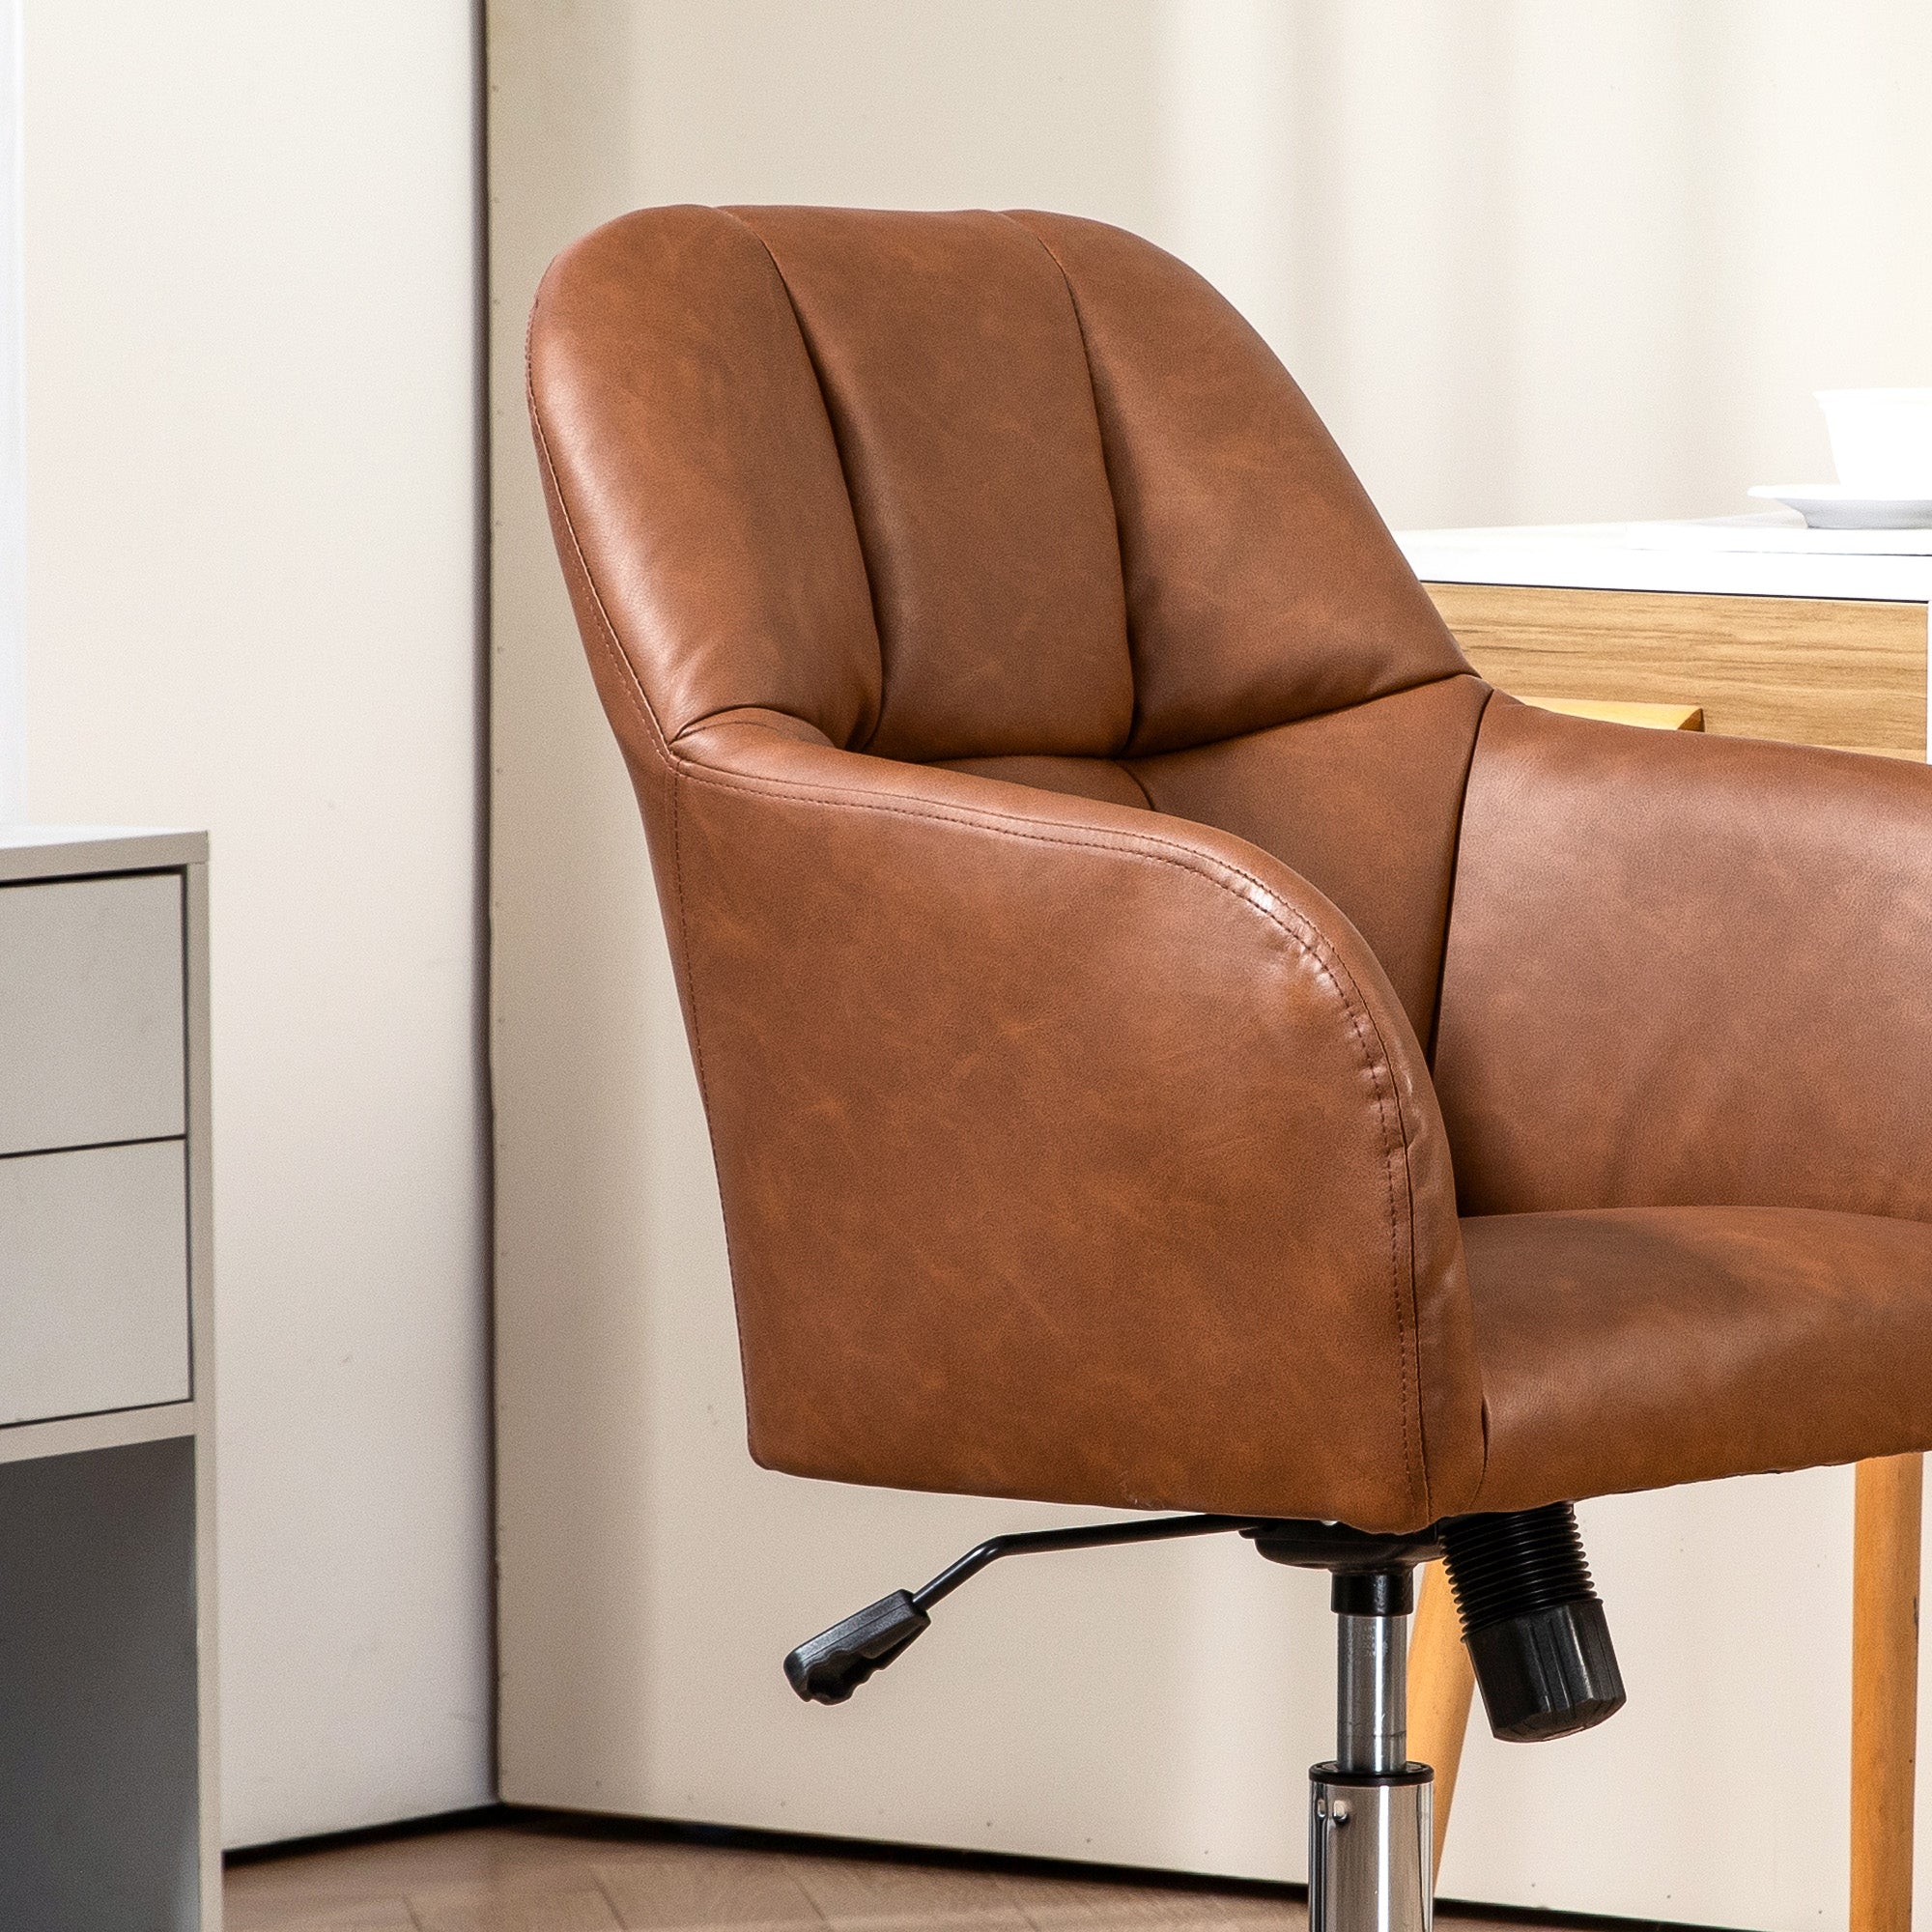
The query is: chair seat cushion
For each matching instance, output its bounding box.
[1463,1205,1932,1513]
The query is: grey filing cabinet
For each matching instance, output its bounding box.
[0,828,217,1932]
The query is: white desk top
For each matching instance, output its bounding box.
[1397,515,1932,604]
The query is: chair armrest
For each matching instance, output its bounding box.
[662,715,1485,1533]
[1437,693,1932,1219]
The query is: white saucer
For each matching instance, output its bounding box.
[1747,483,1932,530]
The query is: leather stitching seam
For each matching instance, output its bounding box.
[721,207,889,753]
[1003,212,1140,758]
[1114,760,1155,810]
[1425,679,1498,1506]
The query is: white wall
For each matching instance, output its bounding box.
[21,3,489,1845]
[490,4,1932,1926]
[1161,1,1932,530]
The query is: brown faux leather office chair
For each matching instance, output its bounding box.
[528,206,1932,1932]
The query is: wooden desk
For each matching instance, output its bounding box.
[1431,582,1923,760]
[1398,520,1932,1932]
[1403,518,1932,758]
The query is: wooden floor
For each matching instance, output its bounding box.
[224,1816,1530,1932]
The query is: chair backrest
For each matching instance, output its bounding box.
[528,206,1486,1038]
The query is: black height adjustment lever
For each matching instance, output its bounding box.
[784,1513,1265,1704]
[782,1588,931,1705]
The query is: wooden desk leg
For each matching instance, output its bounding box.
[1853,1453,1923,1932]
[1408,1560,1477,1884]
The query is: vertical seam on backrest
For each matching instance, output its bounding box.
[1426,678,1499,1072]
[719,207,887,753]
[1430,681,1501,1502]
[1002,213,1142,760]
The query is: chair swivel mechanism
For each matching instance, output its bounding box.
[528,205,1932,1932]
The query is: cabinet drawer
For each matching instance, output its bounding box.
[0,1140,191,1425]
[0,872,186,1155]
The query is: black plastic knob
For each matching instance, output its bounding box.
[1437,1505,1627,1743]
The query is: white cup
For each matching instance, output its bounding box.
[1816,388,1932,494]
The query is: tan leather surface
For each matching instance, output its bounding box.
[1464,1207,1932,1511]
[1132,677,1491,1043]
[945,683,1490,1043]
[1011,211,1470,754]
[1438,695,1932,1220]
[734,207,1133,765]
[936,754,1151,812]
[665,716,1485,1530]
[527,206,882,753]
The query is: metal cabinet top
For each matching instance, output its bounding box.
[0,826,207,885]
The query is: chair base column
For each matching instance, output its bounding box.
[1309,1763,1434,1932]
[1313,1574,1433,1932]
